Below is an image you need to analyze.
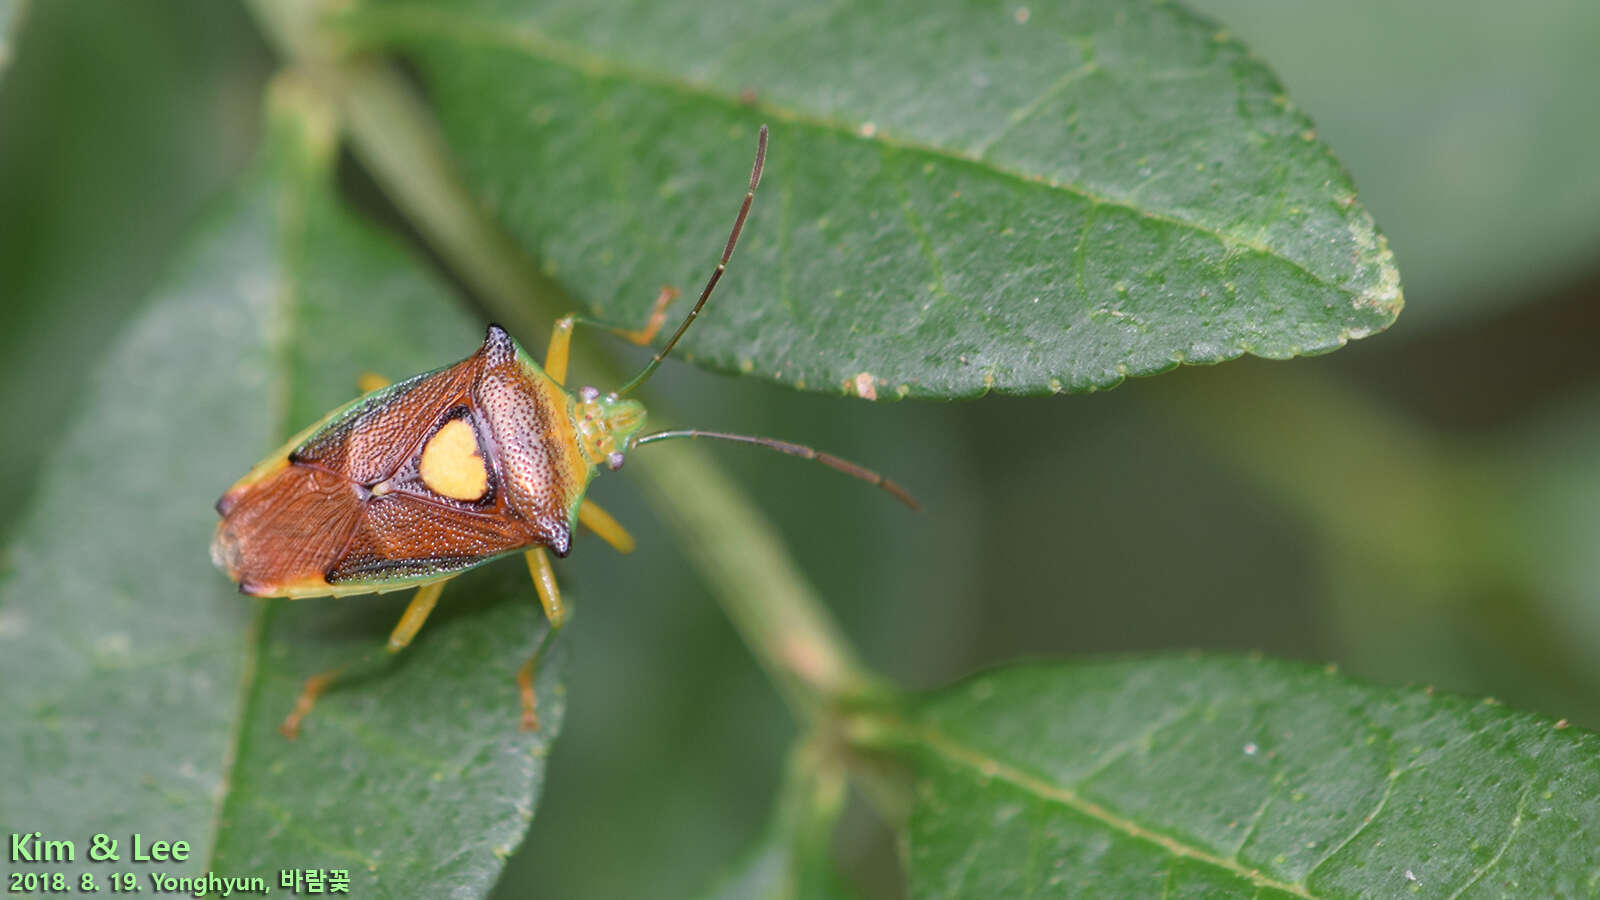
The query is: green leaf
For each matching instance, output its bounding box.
[0,81,562,897]
[337,0,1400,400]
[1187,0,1600,328]
[863,655,1598,897]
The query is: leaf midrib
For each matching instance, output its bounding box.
[897,717,1319,899]
[337,4,1372,305]
[201,163,307,872]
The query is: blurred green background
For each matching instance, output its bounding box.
[4,1,1598,897]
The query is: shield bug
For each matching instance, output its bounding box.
[211,126,916,737]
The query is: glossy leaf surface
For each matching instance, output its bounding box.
[882,656,1598,897]
[341,0,1401,399]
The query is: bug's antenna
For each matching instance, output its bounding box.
[632,429,920,510]
[617,125,768,396]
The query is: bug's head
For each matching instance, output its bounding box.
[574,385,647,471]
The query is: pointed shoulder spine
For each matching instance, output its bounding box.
[481,323,519,367]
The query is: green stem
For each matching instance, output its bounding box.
[243,0,878,722]
[630,441,883,717]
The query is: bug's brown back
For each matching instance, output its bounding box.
[212,326,590,598]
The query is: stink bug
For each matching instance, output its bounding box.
[211,126,916,737]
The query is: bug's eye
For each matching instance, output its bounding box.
[578,385,600,402]
[606,451,625,472]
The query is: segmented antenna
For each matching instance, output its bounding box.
[616,124,768,396]
[632,429,920,511]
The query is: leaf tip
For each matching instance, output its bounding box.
[1348,220,1405,322]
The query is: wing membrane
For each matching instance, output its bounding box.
[211,464,364,595]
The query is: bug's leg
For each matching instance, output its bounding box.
[578,500,636,554]
[614,285,678,346]
[543,286,681,386]
[517,548,565,730]
[357,372,391,393]
[386,580,447,651]
[278,580,447,739]
[544,317,577,387]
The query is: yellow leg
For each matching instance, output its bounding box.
[578,500,636,554]
[617,285,678,346]
[279,580,448,739]
[524,548,564,628]
[386,580,446,651]
[518,548,566,731]
[544,317,576,386]
[358,372,391,393]
[543,285,680,386]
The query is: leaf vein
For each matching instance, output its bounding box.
[777,161,796,319]
[336,6,1377,306]
[1443,780,1532,900]
[883,146,950,301]
[1158,857,1176,900]
[906,719,1319,899]
[971,56,1099,160]
[1073,202,1098,305]
[289,696,467,774]
[1300,768,1398,884]
[205,159,308,872]
[1071,700,1196,786]
[1231,787,1276,862]
[707,0,851,78]
[243,790,382,870]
